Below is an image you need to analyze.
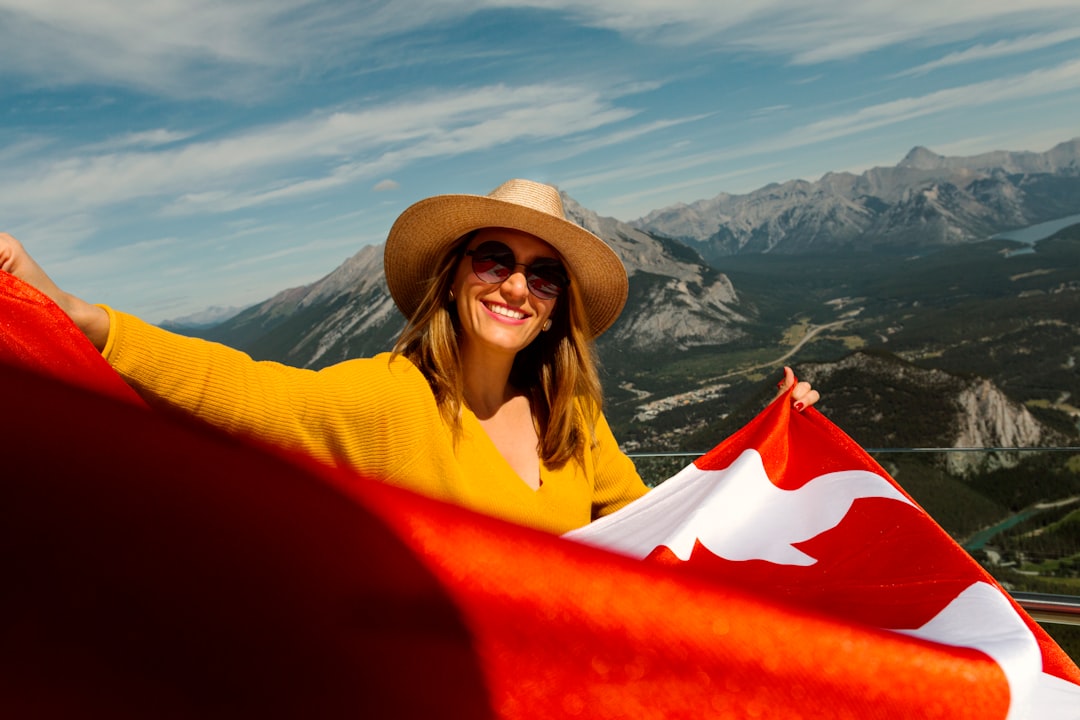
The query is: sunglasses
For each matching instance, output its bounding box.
[464,240,569,300]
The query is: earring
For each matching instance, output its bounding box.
[448,290,455,302]
[542,319,552,331]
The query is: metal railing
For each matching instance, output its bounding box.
[1012,592,1080,626]
[627,447,1080,458]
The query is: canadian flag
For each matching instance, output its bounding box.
[2,271,1078,718]
[566,393,1080,718]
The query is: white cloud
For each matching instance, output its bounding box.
[480,0,1080,63]
[4,0,1080,101]
[373,179,400,191]
[565,57,1080,206]
[775,58,1080,149]
[0,82,640,217]
[0,0,486,98]
[83,128,196,152]
[601,161,785,213]
[751,105,790,118]
[894,28,1080,78]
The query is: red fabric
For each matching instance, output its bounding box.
[0,272,1076,718]
[688,399,1080,687]
[0,273,144,406]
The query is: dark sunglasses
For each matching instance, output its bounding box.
[464,240,568,300]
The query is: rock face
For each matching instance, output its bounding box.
[633,138,1080,260]
[798,352,1057,477]
[562,193,746,351]
[951,379,1046,476]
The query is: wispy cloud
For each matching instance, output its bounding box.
[483,0,1080,64]
[0,0,483,98]
[566,57,1080,203]
[894,28,1080,78]
[772,58,1080,150]
[540,114,712,163]
[602,162,785,212]
[5,0,1080,102]
[0,81,639,217]
[751,105,790,117]
[83,129,197,152]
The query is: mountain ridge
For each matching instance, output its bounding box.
[631,137,1080,259]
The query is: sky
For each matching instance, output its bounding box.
[2,1,1079,323]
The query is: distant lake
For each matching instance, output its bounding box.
[992,212,1080,245]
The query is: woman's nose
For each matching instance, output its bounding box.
[501,269,529,299]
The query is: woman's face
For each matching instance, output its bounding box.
[451,227,563,359]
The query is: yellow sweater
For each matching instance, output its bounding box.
[101,308,648,534]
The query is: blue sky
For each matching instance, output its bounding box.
[2,1,1079,323]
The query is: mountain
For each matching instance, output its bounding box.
[160,304,249,331]
[633,138,1080,261]
[200,198,747,366]
[200,243,403,367]
[561,194,746,352]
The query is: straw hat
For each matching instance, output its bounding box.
[383,179,628,338]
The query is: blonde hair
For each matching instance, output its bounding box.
[391,235,605,467]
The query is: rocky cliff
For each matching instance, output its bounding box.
[797,352,1061,476]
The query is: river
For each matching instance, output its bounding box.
[992,212,1080,256]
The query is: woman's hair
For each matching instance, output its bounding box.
[391,232,605,468]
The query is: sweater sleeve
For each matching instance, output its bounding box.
[589,411,650,519]
[99,306,439,475]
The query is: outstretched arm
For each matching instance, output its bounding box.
[0,233,110,350]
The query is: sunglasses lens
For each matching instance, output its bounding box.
[527,261,567,300]
[467,240,567,299]
[470,241,514,283]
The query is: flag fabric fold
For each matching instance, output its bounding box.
[2,271,1078,719]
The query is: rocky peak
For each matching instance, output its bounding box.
[561,189,747,350]
[898,146,945,170]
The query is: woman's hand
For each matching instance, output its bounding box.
[0,232,110,350]
[775,366,819,412]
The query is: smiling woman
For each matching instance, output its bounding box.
[0,178,818,533]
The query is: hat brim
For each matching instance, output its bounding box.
[384,194,628,338]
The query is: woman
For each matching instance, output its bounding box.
[0,179,818,533]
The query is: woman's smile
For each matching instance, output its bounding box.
[483,300,529,322]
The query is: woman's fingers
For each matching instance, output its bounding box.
[791,382,820,412]
[775,367,820,412]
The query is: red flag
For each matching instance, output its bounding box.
[2,271,1078,718]
[567,395,1080,717]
